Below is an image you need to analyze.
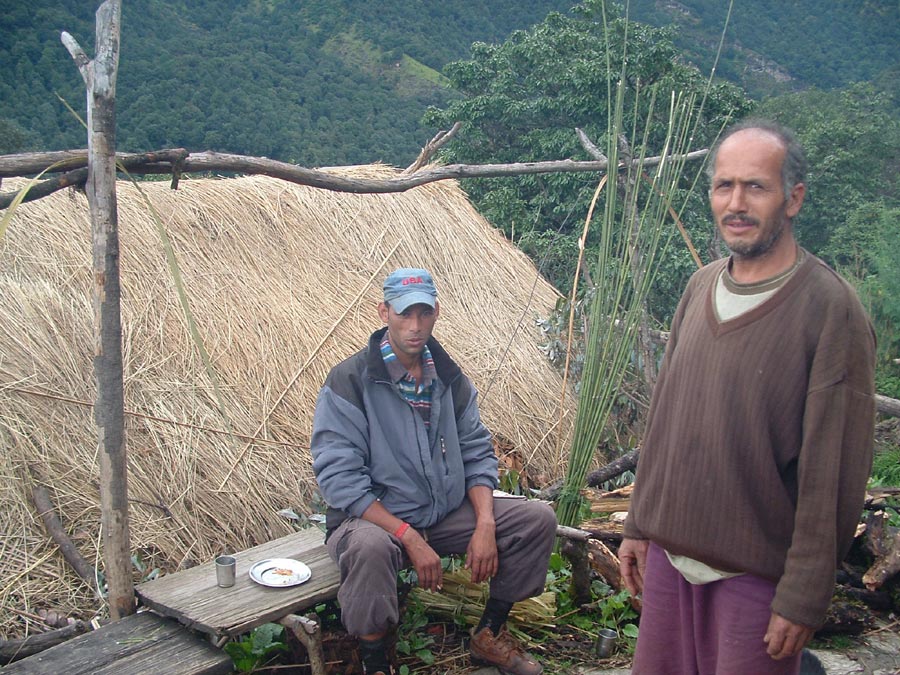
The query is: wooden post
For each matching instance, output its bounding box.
[61,0,133,620]
[279,614,327,675]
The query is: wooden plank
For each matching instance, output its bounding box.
[136,528,341,637]
[2,612,231,675]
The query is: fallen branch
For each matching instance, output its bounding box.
[0,621,89,664]
[0,142,710,208]
[30,484,98,587]
[541,449,640,501]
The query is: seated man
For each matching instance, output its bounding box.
[311,267,557,675]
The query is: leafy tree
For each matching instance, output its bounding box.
[828,203,900,387]
[425,0,749,317]
[754,82,900,257]
[0,118,31,154]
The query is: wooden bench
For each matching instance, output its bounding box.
[135,527,340,637]
[1,611,232,675]
[136,527,341,674]
[5,528,339,675]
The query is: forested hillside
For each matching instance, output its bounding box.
[626,0,900,97]
[0,0,571,164]
[2,0,898,165]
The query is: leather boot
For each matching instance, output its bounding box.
[470,625,543,675]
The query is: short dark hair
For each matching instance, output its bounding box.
[706,118,807,198]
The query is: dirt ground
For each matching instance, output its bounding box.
[571,619,900,675]
[810,622,900,675]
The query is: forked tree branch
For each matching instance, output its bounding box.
[0,133,711,209]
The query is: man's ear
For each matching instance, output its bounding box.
[377,301,389,323]
[434,301,440,320]
[786,182,805,218]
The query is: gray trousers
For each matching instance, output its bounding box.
[326,495,557,636]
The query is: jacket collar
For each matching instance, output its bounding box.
[365,327,461,385]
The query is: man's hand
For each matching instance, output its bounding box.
[465,520,498,584]
[400,528,444,592]
[359,500,443,591]
[764,612,814,660]
[465,485,498,584]
[618,537,649,597]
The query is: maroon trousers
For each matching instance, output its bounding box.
[326,495,557,637]
[632,542,802,675]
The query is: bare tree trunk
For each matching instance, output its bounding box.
[62,0,133,620]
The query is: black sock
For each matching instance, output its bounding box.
[476,597,514,636]
[359,636,390,674]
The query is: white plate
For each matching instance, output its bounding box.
[248,558,312,588]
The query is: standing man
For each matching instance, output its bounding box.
[311,268,557,675]
[619,119,876,673]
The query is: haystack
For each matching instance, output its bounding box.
[0,167,574,636]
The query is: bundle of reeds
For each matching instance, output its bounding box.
[410,567,557,640]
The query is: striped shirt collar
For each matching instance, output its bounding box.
[380,335,437,392]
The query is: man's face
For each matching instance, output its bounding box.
[710,129,804,259]
[378,301,439,360]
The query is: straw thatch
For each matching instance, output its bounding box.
[0,167,574,637]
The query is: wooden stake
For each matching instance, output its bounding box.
[61,0,133,620]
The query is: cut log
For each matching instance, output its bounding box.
[863,530,900,591]
[840,585,895,612]
[578,518,624,543]
[861,510,900,591]
[586,539,624,593]
[876,394,900,418]
[585,485,634,515]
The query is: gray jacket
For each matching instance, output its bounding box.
[311,327,498,534]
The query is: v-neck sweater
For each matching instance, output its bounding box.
[624,250,876,627]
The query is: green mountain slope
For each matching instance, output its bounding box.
[625,0,900,97]
[0,0,572,165]
[1,1,897,164]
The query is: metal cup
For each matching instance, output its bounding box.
[595,627,617,658]
[215,555,236,588]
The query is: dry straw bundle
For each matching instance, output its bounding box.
[410,566,557,640]
[0,167,573,636]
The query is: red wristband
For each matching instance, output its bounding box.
[393,522,410,540]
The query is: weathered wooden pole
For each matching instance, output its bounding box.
[61,0,133,619]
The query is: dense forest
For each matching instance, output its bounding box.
[626,0,900,97]
[1,0,898,165]
[0,0,572,164]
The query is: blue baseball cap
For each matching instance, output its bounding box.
[383,268,438,313]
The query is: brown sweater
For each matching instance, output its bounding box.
[624,251,876,627]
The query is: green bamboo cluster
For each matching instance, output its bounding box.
[556,3,716,527]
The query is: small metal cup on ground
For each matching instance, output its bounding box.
[215,555,236,588]
[595,627,618,658]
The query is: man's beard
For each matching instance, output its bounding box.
[722,210,786,259]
